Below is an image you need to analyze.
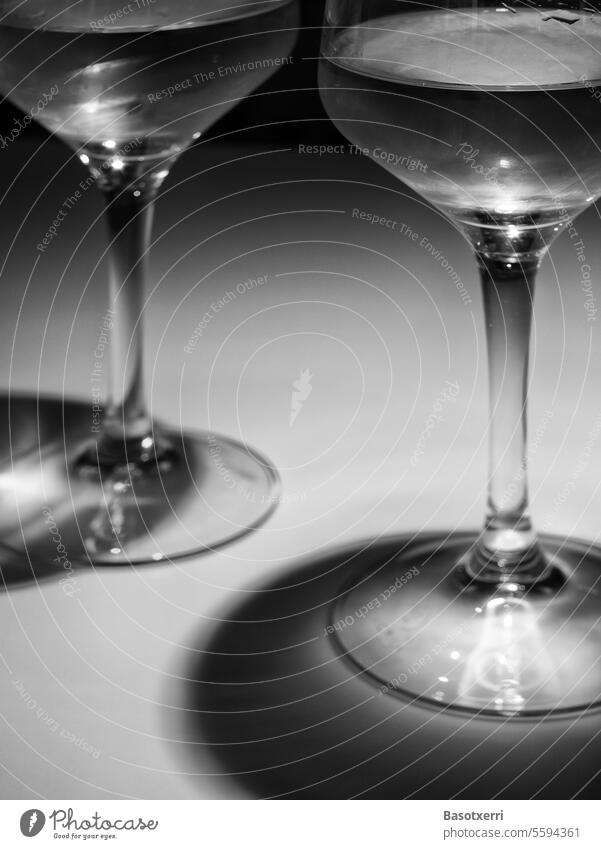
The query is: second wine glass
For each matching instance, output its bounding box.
[320,0,601,715]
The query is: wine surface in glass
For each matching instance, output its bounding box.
[0,0,298,159]
[321,8,601,229]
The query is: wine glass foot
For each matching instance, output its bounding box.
[0,426,279,565]
[330,532,601,717]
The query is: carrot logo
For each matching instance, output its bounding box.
[290,369,313,427]
[20,809,45,837]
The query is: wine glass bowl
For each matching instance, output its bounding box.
[320,3,601,254]
[319,0,601,715]
[0,0,299,163]
[0,0,299,564]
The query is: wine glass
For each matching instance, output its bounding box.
[0,0,299,564]
[320,0,601,715]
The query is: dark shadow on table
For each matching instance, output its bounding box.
[0,392,88,460]
[0,393,90,588]
[178,534,601,799]
[0,394,199,588]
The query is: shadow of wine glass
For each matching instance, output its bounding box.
[0,392,89,459]
[0,393,91,588]
[0,393,200,587]
[178,534,601,799]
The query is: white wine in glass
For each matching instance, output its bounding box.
[320,2,601,716]
[0,0,299,564]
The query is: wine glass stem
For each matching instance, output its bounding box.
[103,184,153,440]
[466,254,549,584]
[79,163,171,470]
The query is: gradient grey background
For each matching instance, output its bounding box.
[1,2,601,798]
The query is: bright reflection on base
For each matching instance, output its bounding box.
[329,534,601,716]
[459,594,556,713]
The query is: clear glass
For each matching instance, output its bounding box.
[0,0,299,563]
[320,0,601,714]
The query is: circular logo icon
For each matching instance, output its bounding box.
[19,810,45,837]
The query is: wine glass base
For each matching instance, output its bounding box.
[331,532,601,717]
[0,426,279,566]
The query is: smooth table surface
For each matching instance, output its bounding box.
[1,137,601,798]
